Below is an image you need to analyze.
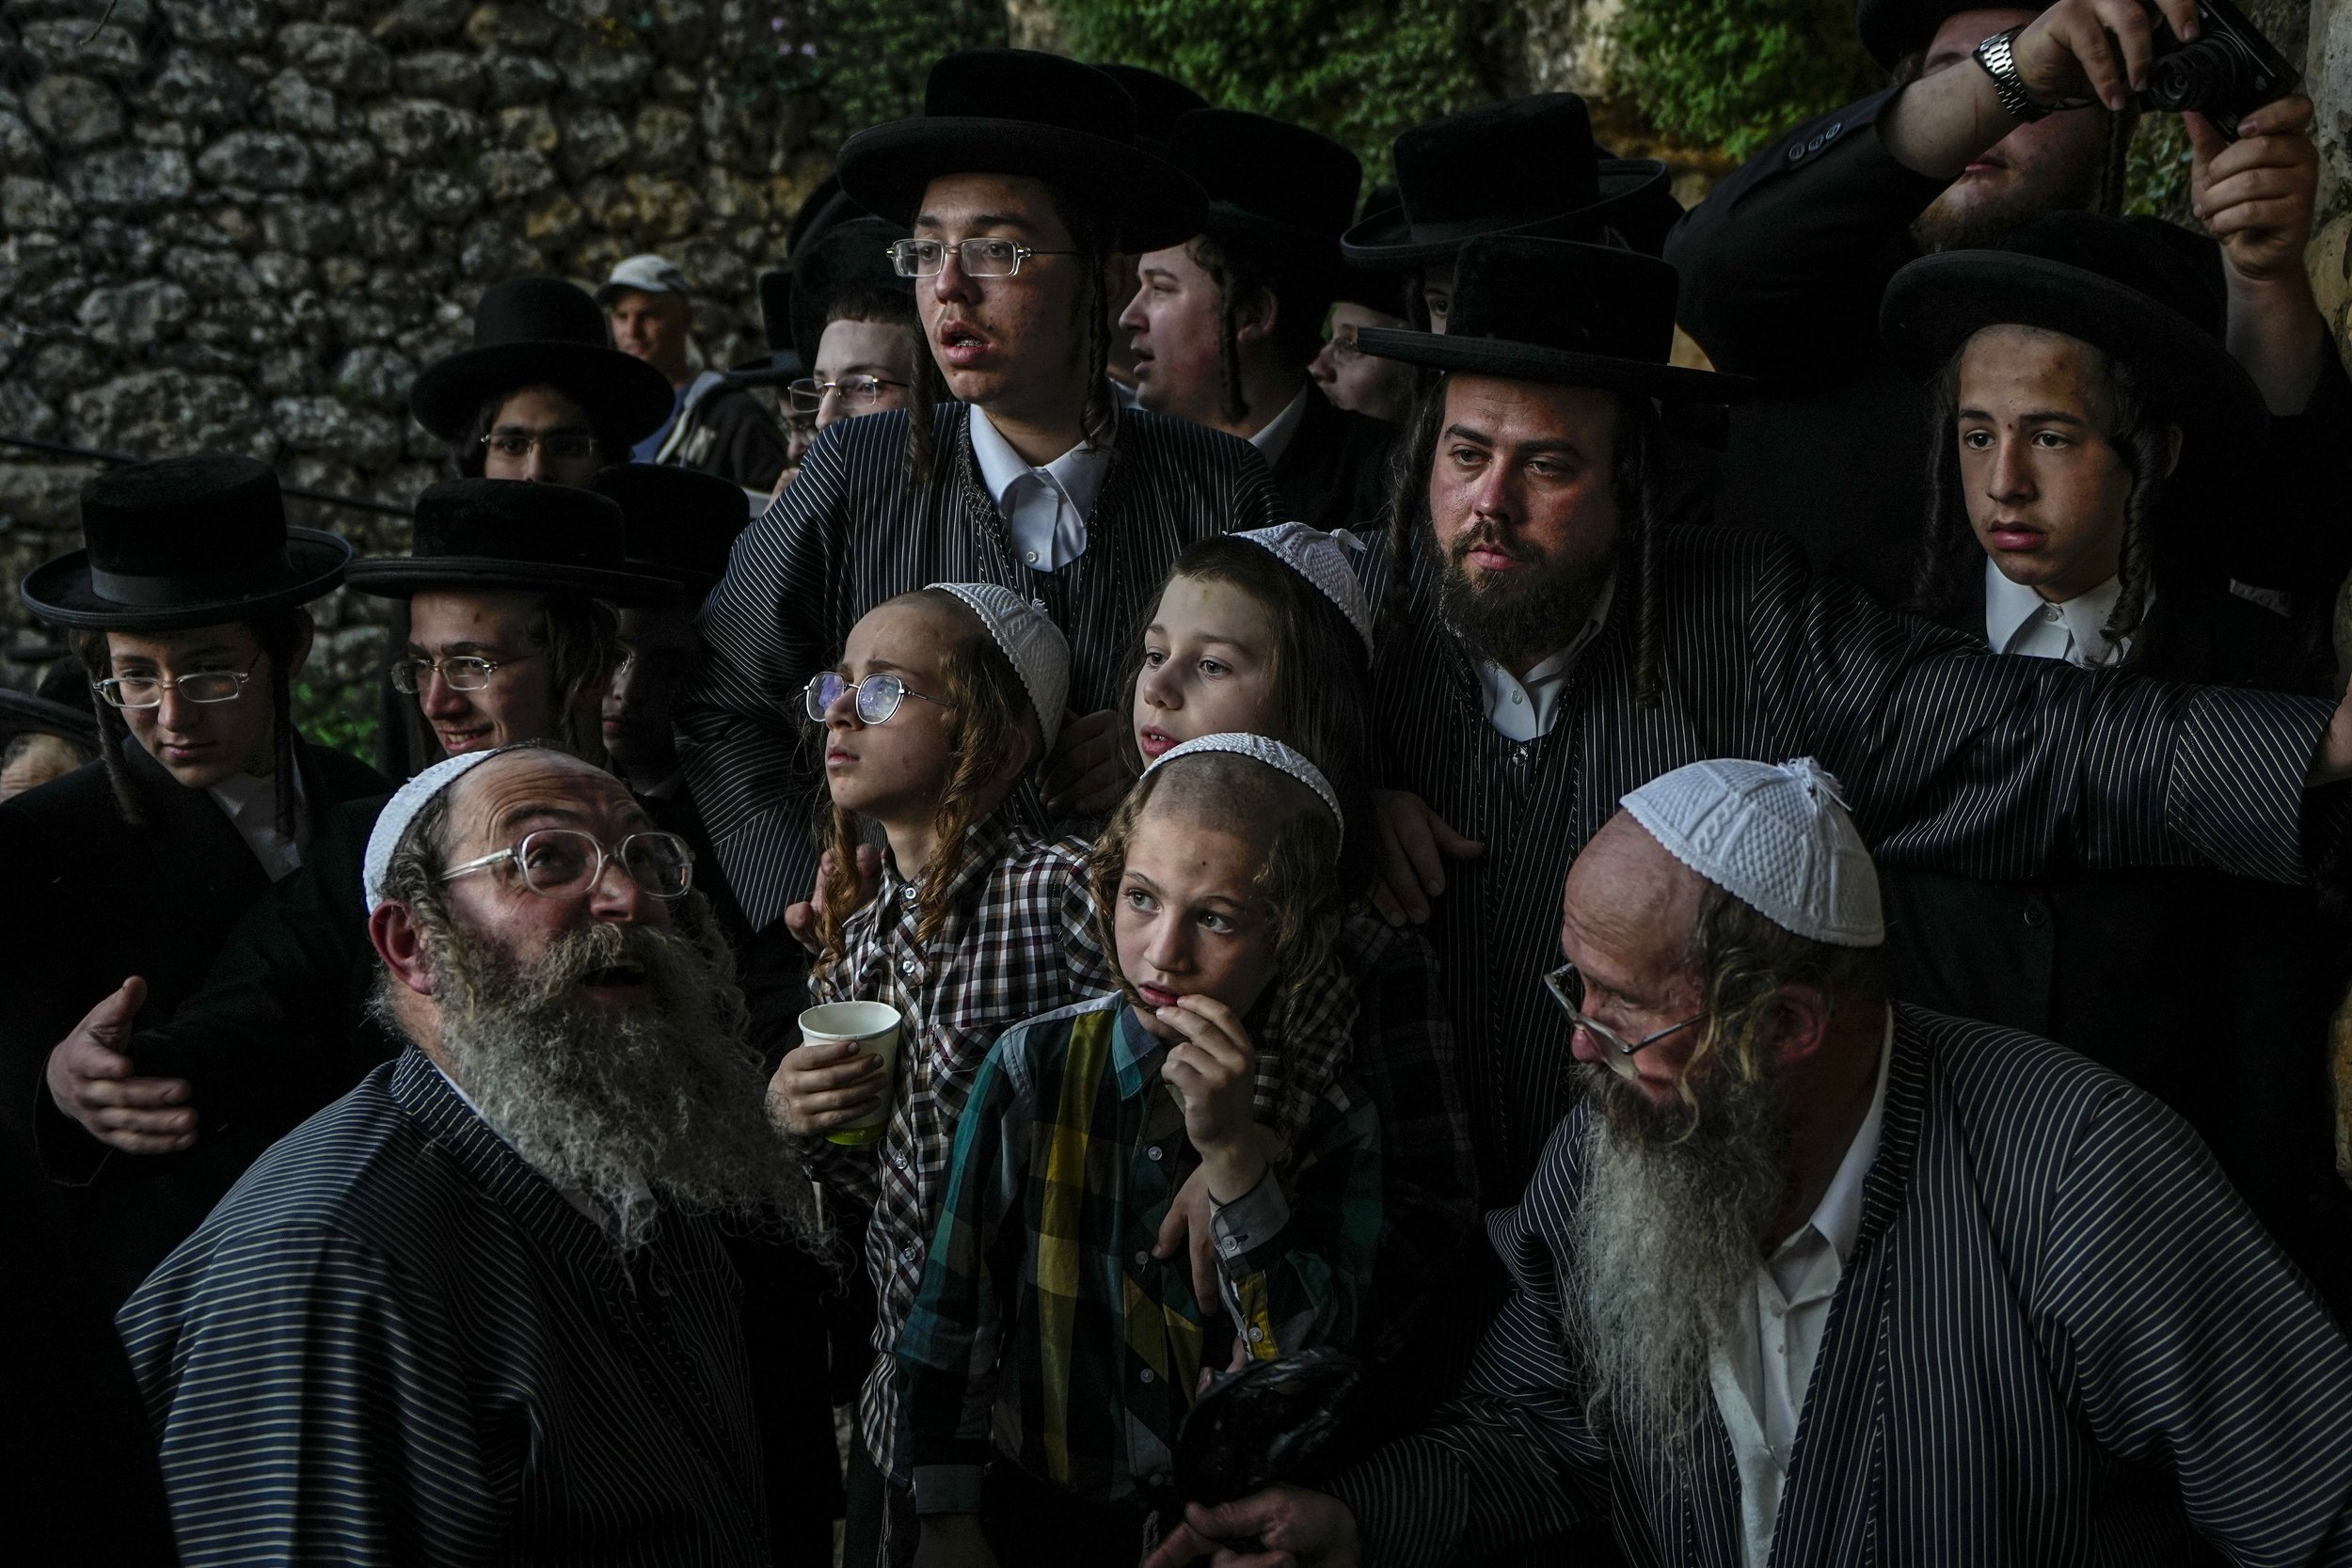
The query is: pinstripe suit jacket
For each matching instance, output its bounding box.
[1375,525,2339,1203]
[678,402,1278,930]
[1332,1006,2352,1567]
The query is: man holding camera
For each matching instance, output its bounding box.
[1668,0,2345,610]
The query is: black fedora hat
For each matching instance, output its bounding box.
[1358,235,1757,403]
[1854,0,2023,70]
[835,49,1208,255]
[408,277,676,447]
[1168,109,1362,280]
[1094,63,1209,159]
[1342,95,1677,266]
[789,214,916,370]
[344,480,682,607]
[1881,212,2264,453]
[1333,186,1418,315]
[0,661,100,750]
[22,454,353,632]
[593,465,750,595]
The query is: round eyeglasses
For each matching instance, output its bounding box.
[438,828,694,901]
[803,671,954,725]
[1543,960,1706,1082]
[388,654,534,695]
[787,374,910,413]
[887,237,1080,279]
[92,662,256,709]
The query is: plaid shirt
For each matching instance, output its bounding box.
[803,815,1119,1483]
[895,993,1384,1514]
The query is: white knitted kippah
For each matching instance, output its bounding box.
[1619,756,1884,946]
[1235,522,1375,656]
[1144,732,1343,847]
[929,581,1072,752]
[362,746,511,914]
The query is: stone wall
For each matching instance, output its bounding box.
[2312,0,2352,365]
[0,0,834,726]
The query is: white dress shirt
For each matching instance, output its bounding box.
[1246,382,1312,470]
[1982,560,2137,668]
[1709,1013,1894,1568]
[1476,577,1615,742]
[207,768,307,882]
[967,404,1111,572]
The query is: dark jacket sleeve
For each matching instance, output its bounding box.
[703,386,790,495]
[1665,87,1946,381]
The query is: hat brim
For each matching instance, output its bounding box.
[0,689,99,746]
[726,352,804,388]
[408,341,676,445]
[1879,250,2265,452]
[343,556,683,608]
[20,530,354,631]
[836,117,1209,255]
[1357,325,1756,404]
[1340,161,1672,267]
[1200,205,1354,298]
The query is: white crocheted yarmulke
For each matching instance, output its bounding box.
[929,581,1073,752]
[1235,522,1375,656]
[1619,756,1883,946]
[1144,731,1343,845]
[362,746,507,913]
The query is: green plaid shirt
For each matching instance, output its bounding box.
[894,994,1384,1514]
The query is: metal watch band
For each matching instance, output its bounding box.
[1973,24,2049,124]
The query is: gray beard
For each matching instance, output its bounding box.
[1564,1060,1790,1462]
[418,911,817,1250]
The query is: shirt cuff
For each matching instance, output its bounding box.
[911,1464,986,1516]
[1209,1164,1291,1268]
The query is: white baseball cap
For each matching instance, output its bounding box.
[595,254,691,305]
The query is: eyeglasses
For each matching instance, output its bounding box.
[803,671,953,725]
[93,657,259,709]
[439,827,694,901]
[480,429,598,462]
[1324,332,1366,363]
[887,237,1078,279]
[787,374,909,413]
[387,654,535,694]
[1543,960,1706,1083]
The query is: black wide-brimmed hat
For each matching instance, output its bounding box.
[1167,109,1362,288]
[593,465,750,595]
[0,662,100,750]
[789,214,916,370]
[1880,211,2263,453]
[1358,235,1756,403]
[1332,186,1418,316]
[1854,0,2026,70]
[1342,95,1677,266]
[22,454,353,632]
[408,277,676,447]
[1095,63,1209,159]
[835,49,1208,255]
[344,480,681,607]
[730,266,804,389]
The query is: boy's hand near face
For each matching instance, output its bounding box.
[1158,994,1270,1203]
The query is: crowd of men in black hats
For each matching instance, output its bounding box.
[6,2,2352,1564]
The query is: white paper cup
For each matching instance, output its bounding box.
[799,1000,903,1146]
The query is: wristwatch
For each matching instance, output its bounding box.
[1973,24,2048,123]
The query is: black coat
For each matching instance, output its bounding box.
[667,379,790,495]
[1267,384,1396,534]
[0,736,387,1303]
[1880,565,2352,1317]
[1665,87,2352,618]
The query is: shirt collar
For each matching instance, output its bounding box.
[1111,998,1168,1098]
[966,402,1111,517]
[1247,382,1313,468]
[1982,559,2129,668]
[1474,575,1614,741]
[1788,1008,1894,1268]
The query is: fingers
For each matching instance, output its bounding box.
[1370,878,1409,927]
[79,1075,191,1111]
[770,1040,891,1133]
[94,1104,196,1136]
[1061,758,1132,816]
[1429,811,1485,860]
[2237,95,2312,140]
[2182,109,2229,170]
[1154,1177,1200,1257]
[93,1125,199,1156]
[784,901,822,957]
[852,844,883,893]
[1142,1524,1216,1568]
[1375,816,1431,926]
[1190,1212,1220,1307]
[1165,994,1250,1058]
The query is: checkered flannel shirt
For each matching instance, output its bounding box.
[803,814,1119,1484]
[894,993,1384,1513]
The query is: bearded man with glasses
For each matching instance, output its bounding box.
[0,455,388,1304]
[122,743,821,1565]
[681,49,1280,952]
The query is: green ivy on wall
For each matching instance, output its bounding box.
[1610,0,1884,159]
[1046,0,1508,182]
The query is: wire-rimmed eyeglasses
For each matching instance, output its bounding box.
[803,671,954,725]
[479,429,598,462]
[438,827,694,901]
[388,654,535,695]
[787,374,909,413]
[92,657,260,709]
[1543,959,1706,1082]
[887,237,1079,279]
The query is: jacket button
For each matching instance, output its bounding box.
[2022,904,2049,929]
[1806,134,1825,151]
[1788,144,1804,163]
[1827,119,1843,137]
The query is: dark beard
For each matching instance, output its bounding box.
[1563,1060,1790,1462]
[1910,149,2105,255]
[418,911,817,1249]
[1434,517,1613,673]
